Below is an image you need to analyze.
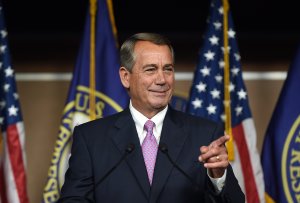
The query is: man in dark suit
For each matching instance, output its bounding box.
[59,33,245,202]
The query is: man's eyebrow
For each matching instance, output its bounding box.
[143,64,158,68]
[163,63,174,67]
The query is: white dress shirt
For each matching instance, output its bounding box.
[129,101,226,193]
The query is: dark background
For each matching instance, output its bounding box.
[1,0,300,71]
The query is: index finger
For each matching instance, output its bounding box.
[211,134,230,147]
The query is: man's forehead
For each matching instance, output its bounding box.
[135,41,169,52]
[134,42,172,59]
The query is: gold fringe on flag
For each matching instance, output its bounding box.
[222,0,234,161]
[265,193,275,203]
[107,0,118,47]
[89,0,97,120]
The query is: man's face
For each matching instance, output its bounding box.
[120,41,174,118]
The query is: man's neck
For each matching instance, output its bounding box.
[129,101,168,119]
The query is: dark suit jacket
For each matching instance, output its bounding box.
[59,107,245,203]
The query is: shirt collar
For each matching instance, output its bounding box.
[129,100,168,143]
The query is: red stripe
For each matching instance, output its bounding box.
[233,124,259,203]
[6,125,29,203]
[0,163,8,203]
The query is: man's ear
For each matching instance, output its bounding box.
[119,67,130,88]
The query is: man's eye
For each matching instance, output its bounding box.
[164,67,174,72]
[145,68,155,72]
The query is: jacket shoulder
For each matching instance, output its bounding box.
[169,108,221,128]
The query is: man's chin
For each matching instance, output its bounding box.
[149,95,171,108]
[151,101,169,110]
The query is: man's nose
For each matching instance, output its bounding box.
[155,70,166,84]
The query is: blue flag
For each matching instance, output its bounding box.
[42,0,129,202]
[170,95,187,112]
[185,0,264,202]
[261,45,300,203]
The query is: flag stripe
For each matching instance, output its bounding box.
[4,144,19,203]
[242,119,265,202]
[233,123,259,203]
[6,125,28,203]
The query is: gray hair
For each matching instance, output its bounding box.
[120,33,175,72]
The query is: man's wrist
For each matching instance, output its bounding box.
[207,169,227,193]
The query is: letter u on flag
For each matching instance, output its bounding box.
[41,0,129,202]
[185,0,265,202]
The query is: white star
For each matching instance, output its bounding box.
[229,82,235,92]
[3,83,10,92]
[221,46,231,54]
[204,50,215,61]
[0,45,6,54]
[207,104,217,115]
[196,82,207,92]
[210,88,221,99]
[0,117,4,124]
[235,105,243,116]
[234,53,241,61]
[192,98,202,109]
[200,66,211,77]
[228,28,236,38]
[218,6,224,14]
[13,93,19,100]
[237,89,247,100]
[220,114,226,122]
[1,29,7,38]
[219,60,225,69]
[209,35,219,45]
[8,105,18,116]
[231,66,240,76]
[215,74,223,83]
[213,21,222,30]
[5,66,14,77]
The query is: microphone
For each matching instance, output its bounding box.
[89,143,135,194]
[159,143,201,191]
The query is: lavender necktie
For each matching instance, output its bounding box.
[142,120,158,185]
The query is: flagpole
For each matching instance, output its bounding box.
[89,0,97,120]
[222,0,234,161]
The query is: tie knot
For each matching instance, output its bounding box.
[144,120,155,132]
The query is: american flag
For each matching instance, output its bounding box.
[186,0,265,202]
[0,4,30,203]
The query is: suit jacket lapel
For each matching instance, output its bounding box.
[150,107,188,202]
[111,108,150,199]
